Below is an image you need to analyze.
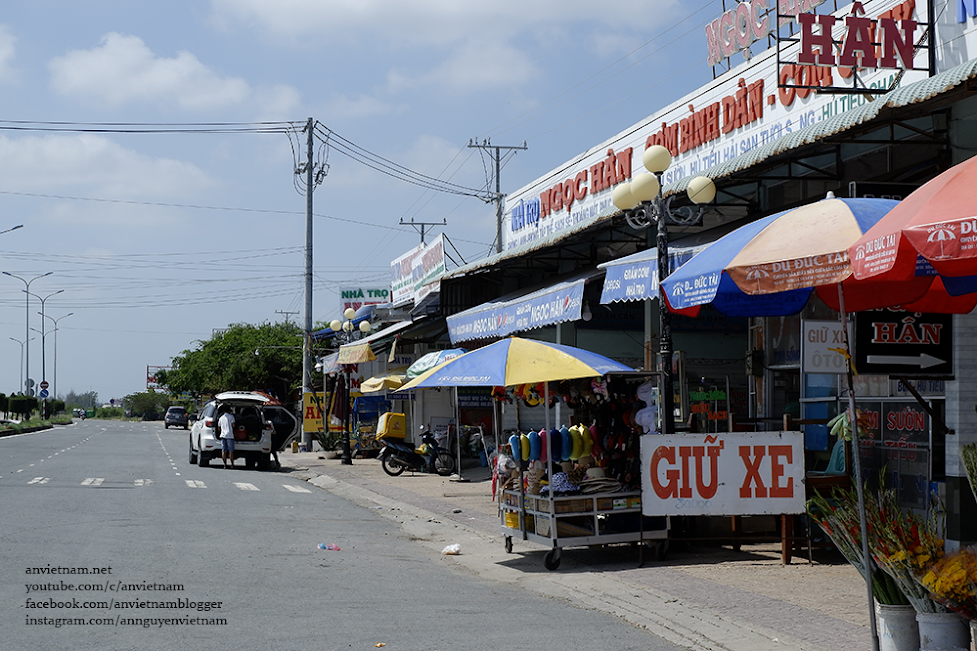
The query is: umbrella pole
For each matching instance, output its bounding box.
[451,387,467,482]
[837,284,880,651]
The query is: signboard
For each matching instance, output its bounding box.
[640,431,805,516]
[340,286,390,313]
[147,366,170,390]
[854,310,953,376]
[302,391,326,434]
[390,242,424,307]
[412,234,445,305]
[855,399,930,508]
[802,319,851,374]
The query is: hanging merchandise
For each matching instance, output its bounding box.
[559,425,572,461]
[499,372,669,569]
[528,429,541,461]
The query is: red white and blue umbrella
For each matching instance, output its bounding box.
[662,196,977,317]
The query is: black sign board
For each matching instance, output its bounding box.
[854,310,953,377]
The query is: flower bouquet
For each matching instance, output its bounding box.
[866,488,946,613]
[919,546,977,620]
[807,487,909,606]
[963,442,977,504]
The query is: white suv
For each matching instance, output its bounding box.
[189,392,275,470]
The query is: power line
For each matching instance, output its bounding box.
[314,124,493,201]
[0,120,298,134]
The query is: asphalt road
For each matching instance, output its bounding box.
[1,420,684,651]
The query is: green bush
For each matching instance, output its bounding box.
[94,407,125,419]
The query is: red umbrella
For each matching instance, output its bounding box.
[849,155,977,308]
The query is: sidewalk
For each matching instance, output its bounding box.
[281,450,873,651]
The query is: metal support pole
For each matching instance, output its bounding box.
[654,178,675,435]
[838,285,880,651]
[341,365,352,465]
[302,117,315,451]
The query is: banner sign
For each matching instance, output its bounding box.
[340,286,390,313]
[801,319,851,374]
[640,431,805,516]
[501,0,929,253]
[303,392,326,434]
[447,278,584,343]
[391,242,424,307]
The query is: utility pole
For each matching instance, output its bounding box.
[398,216,446,245]
[276,309,298,325]
[467,139,527,253]
[302,117,315,451]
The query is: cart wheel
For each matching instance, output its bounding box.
[653,541,669,562]
[543,548,561,571]
[504,536,513,554]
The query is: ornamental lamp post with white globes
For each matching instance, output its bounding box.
[611,144,716,435]
[330,308,372,465]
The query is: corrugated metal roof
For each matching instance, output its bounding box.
[669,58,977,195]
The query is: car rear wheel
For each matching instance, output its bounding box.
[197,444,209,467]
[256,454,270,471]
[189,437,198,464]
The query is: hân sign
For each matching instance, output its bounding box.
[798,1,917,70]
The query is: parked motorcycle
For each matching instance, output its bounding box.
[378,429,455,477]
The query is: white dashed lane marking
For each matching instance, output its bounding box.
[233,482,259,491]
[185,480,206,489]
[283,484,312,493]
[28,477,51,484]
[81,478,105,486]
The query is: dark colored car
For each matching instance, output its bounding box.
[164,406,189,429]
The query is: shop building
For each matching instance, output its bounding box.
[347,0,977,548]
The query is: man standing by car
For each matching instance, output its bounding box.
[217,406,236,469]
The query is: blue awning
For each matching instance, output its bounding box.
[598,245,706,304]
[598,222,746,304]
[447,272,595,344]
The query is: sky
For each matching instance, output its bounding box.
[0,0,723,404]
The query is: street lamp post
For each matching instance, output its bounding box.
[2,271,52,395]
[611,145,716,434]
[330,308,371,465]
[41,312,72,401]
[27,289,64,388]
[9,336,34,394]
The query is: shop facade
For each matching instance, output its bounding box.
[409,0,977,547]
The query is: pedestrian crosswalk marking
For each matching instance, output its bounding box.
[282,484,312,493]
[233,482,259,491]
[28,477,50,484]
[185,480,206,489]
[81,478,105,486]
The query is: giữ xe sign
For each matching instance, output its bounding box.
[640,431,805,516]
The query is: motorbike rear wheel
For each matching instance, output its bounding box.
[434,452,455,476]
[382,456,407,476]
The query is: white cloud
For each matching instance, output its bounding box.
[324,94,399,121]
[253,84,303,118]
[0,134,214,199]
[48,33,252,110]
[0,25,17,81]
[387,39,537,95]
[210,0,679,46]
